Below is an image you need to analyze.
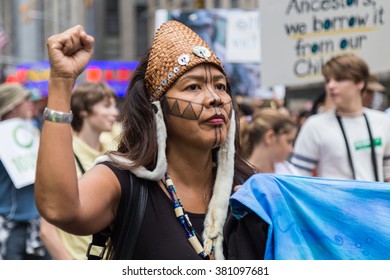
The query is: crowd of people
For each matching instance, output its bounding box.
[0,19,389,260]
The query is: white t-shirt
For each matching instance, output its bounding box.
[274,161,300,175]
[290,108,390,181]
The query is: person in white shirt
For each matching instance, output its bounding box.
[290,53,390,182]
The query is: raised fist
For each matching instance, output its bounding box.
[47,25,94,80]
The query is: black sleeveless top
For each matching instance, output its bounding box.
[102,162,205,260]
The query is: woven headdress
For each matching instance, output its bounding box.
[145,20,225,100]
[95,20,234,260]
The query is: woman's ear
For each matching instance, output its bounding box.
[80,110,88,118]
[357,80,365,92]
[263,129,275,145]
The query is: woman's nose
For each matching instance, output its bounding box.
[113,108,119,118]
[327,78,336,88]
[207,92,223,107]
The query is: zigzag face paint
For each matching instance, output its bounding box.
[163,64,232,149]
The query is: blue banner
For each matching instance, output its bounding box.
[230,173,390,260]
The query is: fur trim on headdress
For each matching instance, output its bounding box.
[93,101,167,181]
[203,110,236,260]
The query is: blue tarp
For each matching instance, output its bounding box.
[230,174,390,260]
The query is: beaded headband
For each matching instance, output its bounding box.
[145,20,225,101]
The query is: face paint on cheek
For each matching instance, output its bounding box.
[164,97,204,120]
[164,96,223,148]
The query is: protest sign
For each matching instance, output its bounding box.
[0,118,39,188]
[261,0,390,87]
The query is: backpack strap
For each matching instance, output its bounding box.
[118,172,148,259]
[87,171,148,260]
[74,153,108,259]
[86,226,111,260]
[74,153,86,175]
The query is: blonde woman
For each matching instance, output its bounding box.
[240,108,298,175]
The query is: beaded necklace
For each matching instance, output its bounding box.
[162,172,210,259]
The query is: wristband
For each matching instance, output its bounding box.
[43,107,73,123]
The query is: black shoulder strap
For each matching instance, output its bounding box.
[116,172,148,259]
[336,113,379,181]
[86,226,111,260]
[363,113,379,182]
[75,154,111,259]
[335,115,356,180]
[74,153,86,174]
[87,171,148,260]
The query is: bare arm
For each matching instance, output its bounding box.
[35,25,120,235]
[40,219,73,260]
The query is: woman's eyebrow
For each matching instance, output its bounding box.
[212,74,226,82]
[177,75,205,83]
[177,74,226,83]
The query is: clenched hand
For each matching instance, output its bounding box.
[47,25,94,80]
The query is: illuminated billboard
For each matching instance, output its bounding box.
[8,60,138,97]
